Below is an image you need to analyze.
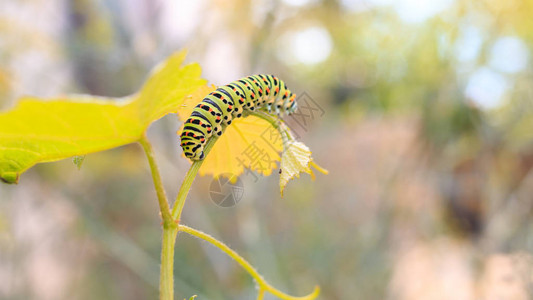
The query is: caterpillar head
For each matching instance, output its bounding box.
[286,94,297,114]
[180,134,206,160]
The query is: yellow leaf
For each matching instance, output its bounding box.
[0,50,206,183]
[176,84,217,121]
[137,51,204,123]
[279,141,328,197]
[199,116,283,178]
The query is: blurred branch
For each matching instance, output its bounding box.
[249,1,279,70]
[74,199,201,296]
[484,166,533,249]
[78,206,159,287]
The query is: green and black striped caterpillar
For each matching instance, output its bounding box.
[180,74,297,160]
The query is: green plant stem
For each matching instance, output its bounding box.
[151,135,218,300]
[139,134,173,226]
[178,224,320,300]
[171,136,218,221]
[160,226,178,300]
[139,134,176,300]
[250,111,292,144]
[249,111,281,131]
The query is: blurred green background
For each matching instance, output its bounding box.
[1,0,533,299]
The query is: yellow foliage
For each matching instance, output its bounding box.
[0,50,206,183]
[279,141,328,196]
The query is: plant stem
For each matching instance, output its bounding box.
[171,136,219,221]
[250,111,292,145]
[310,161,329,175]
[249,111,282,132]
[152,135,219,300]
[257,288,265,300]
[160,226,178,300]
[139,134,177,300]
[139,134,173,226]
[178,224,320,300]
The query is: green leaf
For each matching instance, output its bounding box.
[72,155,86,170]
[0,50,206,183]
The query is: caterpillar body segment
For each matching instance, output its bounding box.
[180,75,297,160]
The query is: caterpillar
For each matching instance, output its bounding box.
[180,74,297,160]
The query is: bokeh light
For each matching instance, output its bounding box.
[277,26,333,65]
[394,0,455,24]
[465,67,509,109]
[489,36,529,74]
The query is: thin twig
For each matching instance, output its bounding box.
[139,134,173,226]
[178,224,320,300]
[171,136,219,221]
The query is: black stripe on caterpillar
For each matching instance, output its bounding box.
[180,74,297,160]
